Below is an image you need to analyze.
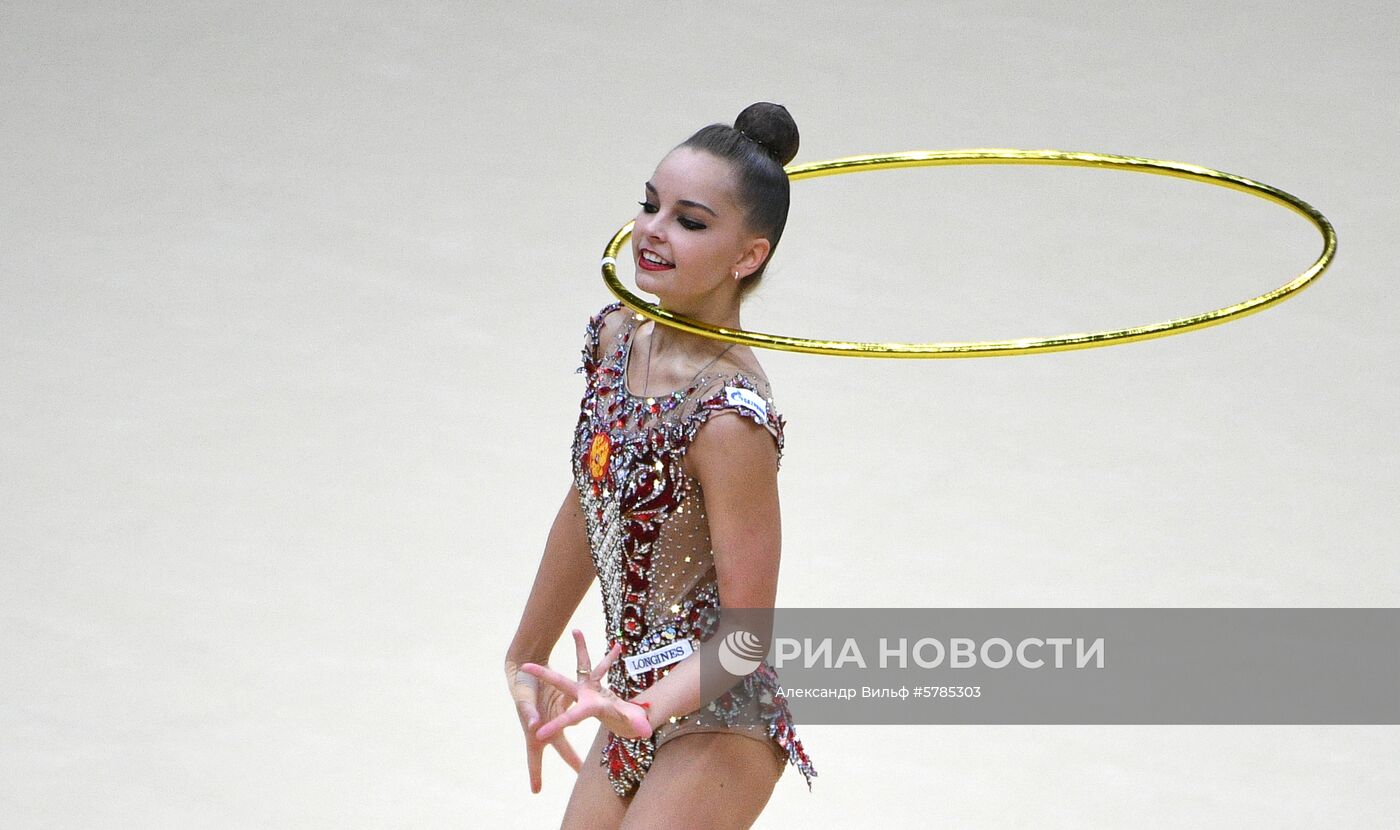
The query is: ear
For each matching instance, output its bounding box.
[734,235,771,278]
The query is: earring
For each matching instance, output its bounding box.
[733,271,740,280]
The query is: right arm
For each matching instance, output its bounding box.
[507,304,621,660]
[503,304,613,792]
[503,480,596,793]
[505,480,596,667]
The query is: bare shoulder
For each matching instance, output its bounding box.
[709,346,774,395]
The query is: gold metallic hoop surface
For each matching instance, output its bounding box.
[599,148,1336,358]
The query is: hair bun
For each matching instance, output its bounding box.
[734,102,800,167]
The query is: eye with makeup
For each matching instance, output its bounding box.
[637,200,706,230]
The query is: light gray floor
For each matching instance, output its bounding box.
[2,1,1396,827]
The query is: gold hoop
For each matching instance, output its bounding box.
[598,148,1337,358]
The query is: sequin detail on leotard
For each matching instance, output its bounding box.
[571,300,817,797]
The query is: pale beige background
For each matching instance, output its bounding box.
[2,1,1397,827]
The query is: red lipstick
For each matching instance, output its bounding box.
[637,249,674,271]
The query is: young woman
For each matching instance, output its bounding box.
[504,102,816,828]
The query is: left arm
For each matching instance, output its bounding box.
[628,411,782,731]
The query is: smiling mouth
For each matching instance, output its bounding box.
[638,249,674,270]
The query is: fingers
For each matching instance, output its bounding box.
[594,641,623,677]
[519,662,580,701]
[526,737,543,794]
[518,696,543,792]
[551,732,583,773]
[571,628,593,680]
[515,698,540,732]
[535,703,592,742]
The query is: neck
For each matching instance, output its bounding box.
[648,298,740,360]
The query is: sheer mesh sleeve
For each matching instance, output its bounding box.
[678,371,787,472]
[576,300,625,379]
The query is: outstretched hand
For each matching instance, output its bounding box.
[520,629,654,745]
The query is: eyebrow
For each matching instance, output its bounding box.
[645,182,718,217]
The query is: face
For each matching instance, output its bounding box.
[631,147,770,308]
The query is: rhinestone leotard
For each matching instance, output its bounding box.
[572,300,817,798]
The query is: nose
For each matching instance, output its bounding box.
[638,212,664,244]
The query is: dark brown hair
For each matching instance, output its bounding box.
[676,102,799,298]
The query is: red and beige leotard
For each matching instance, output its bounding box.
[571,300,818,798]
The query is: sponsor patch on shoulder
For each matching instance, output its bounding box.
[722,385,768,421]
